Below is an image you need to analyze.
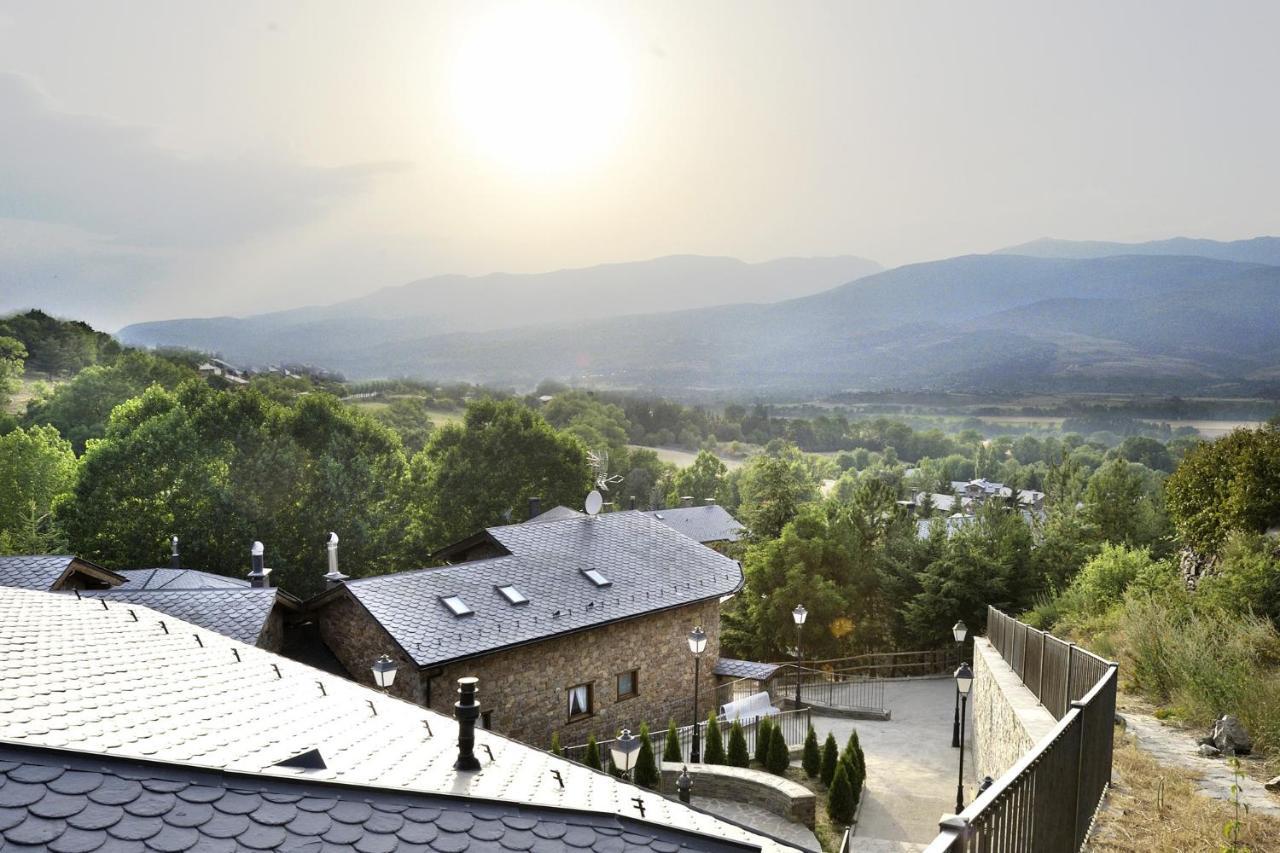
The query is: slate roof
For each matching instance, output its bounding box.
[340,511,744,669]
[76,587,281,645]
[0,587,792,852]
[644,506,745,543]
[713,659,780,681]
[117,568,251,590]
[526,505,586,523]
[0,555,123,591]
[0,740,762,853]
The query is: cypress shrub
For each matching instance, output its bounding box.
[820,732,839,786]
[766,724,791,775]
[703,714,726,765]
[828,762,855,825]
[754,718,773,766]
[727,719,750,768]
[584,735,601,770]
[664,719,682,763]
[634,723,661,790]
[550,732,563,757]
[801,725,821,778]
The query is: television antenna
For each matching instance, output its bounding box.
[586,448,624,493]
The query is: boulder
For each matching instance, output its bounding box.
[1266,776,1280,792]
[1211,715,1253,756]
[1198,744,1222,758]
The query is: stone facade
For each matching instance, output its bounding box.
[971,637,1056,783]
[256,605,286,654]
[316,588,722,748]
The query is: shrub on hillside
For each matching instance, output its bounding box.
[766,725,791,775]
[704,714,726,765]
[802,724,821,778]
[727,719,750,768]
[755,717,773,766]
[820,732,839,786]
[827,762,855,825]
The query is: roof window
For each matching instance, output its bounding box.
[581,568,612,587]
[497,585,528,605]
[441,595,474,617]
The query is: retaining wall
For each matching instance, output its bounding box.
[658,764,816,829]
[971,636,1056,783]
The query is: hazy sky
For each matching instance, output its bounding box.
[3,1,1280,328]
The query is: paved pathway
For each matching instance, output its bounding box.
[813,677,978,851]
[693,797,821,851]
[1119,710,1280,818]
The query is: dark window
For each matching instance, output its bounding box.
[616,669,639,701]
[567,683,593,721]
[481,710,493,730]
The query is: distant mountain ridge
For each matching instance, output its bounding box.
[117,254,881,365]
[996,236,1280,266]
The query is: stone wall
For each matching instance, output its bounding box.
[316,587,722,748]
[658,764,816,829]
[256,604,286,654]
[971,637,1056,782]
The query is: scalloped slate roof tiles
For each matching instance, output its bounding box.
[642,506,745,544]
[344,511,744,668]
[117,568,251,590]
[0,740,762,853]
[712,659,780,681]
[0,587,794,852]
[75,588,279,645]
[0,555,77,590]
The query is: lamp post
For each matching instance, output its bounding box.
[792,605,808,704]
[954,662,973,814]
[951,620,968,748]
[688,627,707,762]
[610,729,641,781]
[372,654,398,692]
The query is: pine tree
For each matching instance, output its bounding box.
[801,725,821,778]
[827,762,855,825]
[727,719,750,768]
[820,732,839,787]
[704,714,727,765]
[663,719,682,763]
[766,724,791,775]
[634,723,661,790]
[584,735,601,770]
[550,732,563,757]
[840,731,866,804]
[754,718,773,766]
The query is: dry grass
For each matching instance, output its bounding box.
[1087,730,1280,852]
[785,766,843,852]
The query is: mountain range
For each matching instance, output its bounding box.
[116,238,1280,396]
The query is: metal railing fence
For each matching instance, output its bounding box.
[923,606,1118,853]
[563,706,812,772]
[774,667,887,714]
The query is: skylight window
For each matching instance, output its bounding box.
[497,585,528,605]
[441,595,474,616]
[581,568,612,587]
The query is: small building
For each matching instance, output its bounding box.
[310,510,743,747]
[644,503,746,545]
[0,554,124,591]
[0,585,792,853]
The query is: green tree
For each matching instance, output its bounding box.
[1198,532,1280,624]
[634,723,660,789]
[802,725,821,778]
[584,735,601,770]
[399,399,592,555]
[1114,435,1175,473]
[1166,425,1280,553]
[663,719,682,762]
[703,714,726,764]
[1082,459,1170,550]
[766,725,791,775]
[841,730,866,797]
[0,336,26,411]
[550,732,563,756]
[541,390,631,455]
[820,732,839,786]
[827,762,855,825]
[0,310,120,376]
[670,450,730,506]
[372,397,435,453]
[736,442,818,540]
[754,717,773,766]
[727,719,750,767]
[0,424,76,552]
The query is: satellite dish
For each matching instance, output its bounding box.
[585,490,604,516]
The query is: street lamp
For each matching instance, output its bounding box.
[372,654,397,691]
[954,662,973,814]
[951,620,968,748]
[688,627,707,762]
[611,729,641,780]
[792,605,808,704]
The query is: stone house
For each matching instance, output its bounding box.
[309,510,743,748]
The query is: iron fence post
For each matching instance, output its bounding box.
[1063,642,1076,715]
[1037,629,1046,704]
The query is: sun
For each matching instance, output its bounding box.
[449,3,632,179]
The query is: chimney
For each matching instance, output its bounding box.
[528,496,542,521]
[680,496,694,508]
[704,498,717,505]
[169,535,181,570]
[629,495,637,510]
[323,532,348,588]
[453,677,481,771]
[248,541,271,589]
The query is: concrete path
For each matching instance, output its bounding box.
[813,677,978,851]
[694,796,822,852]
[1119,710,1280,818]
